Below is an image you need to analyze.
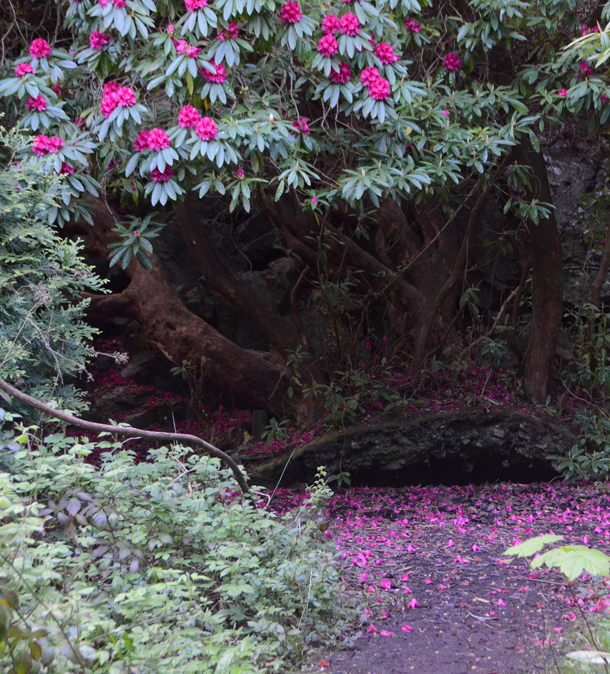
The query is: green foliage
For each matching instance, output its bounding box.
[0,428,349,674]
[504,535,610,582]
[261,417,291,444]
[0,126,105,411]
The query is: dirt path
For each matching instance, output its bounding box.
[295,482,610,674]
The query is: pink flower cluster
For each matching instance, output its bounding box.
[322,14,340,34]
[185,0,207,10]
[218,22,239,40]
[33,134,65,157]
[318,34,339,57]
[404,16,421,33]
[578,61,593,77]
[147,128,171,150]
[90,30,110,50]
[330,61,351,83]
[202,61,227,84]
[195,116,218,140]
[150,167,174,182]
[375,42,399,64]
[339,12,360,36]
[58,162,74,175]
[280,1,302,24]
[16,63,34,77]
[99,0,125,7]
[175,40,201,58]
[134,129,151,151]
[30,39,52,59]
[100,81,137,118]
[178,105,201,128]
[361,66,390,100]
[26,95,46,111]
[581,24,600,36]
[444,52,462,72]
[292,117,311,135]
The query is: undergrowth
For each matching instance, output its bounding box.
[0,419,352,674]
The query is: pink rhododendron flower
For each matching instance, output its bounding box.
[369,76,390,100]
[379,578,391,590]
[444,52,462,72]
[367,624,378,633]
[330,62,351,83]
[579,61,593,77]
[103,81,121,95]
[150,167,174,182]
[100,85,136,118]
[133,130,150,152]
[26,95,46,111]
[360,66,380,86]
[582,24,600,36]
[292,117,311,134]
[33,134,65,157]
[339,12,360,36]
[147,128,171,150]
[405,16,421,33]
[185,0,208,10]
[375,42,399,64]
[402,624,413,632]
[90,31,110,50]
[195,116,218,140]
[380,631,394,637]
[218,22,239,40]
[280,1,302,24]
[30,38,52,59]
[16,63,34,77]
[178,105,201,128]
[442,109,450,116]
[408,598,419,608]
[202,61,227,84]
[236,168,245,179]
[175,40,201,58]
[116,86,136,106]
[322,14,340,34]
[318,34,339,57]
[58,162,74,175]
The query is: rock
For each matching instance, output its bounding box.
[249,411,575,488]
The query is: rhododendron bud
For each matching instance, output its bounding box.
[444,52,462,72]
[318,34,339,57]
[279,1,302,24]
[202,61,227,84]
[16,63,34,77]
[375,42,399,64]
[30,38,52,59]
[404,16,421,33]
[134,130,150,151]
[360,66,380,87]
[339,13,360,36]
[292,117,311,135]
[185,0,208,10]
[195,116,218,140]
[369,77,390,100]
[167,24,175,35]
[178,105,201,128]
[330,61,351,83]
[236,168,245,179]
[146,128,171,150]
[90,30,110,50]
[322,14,340,34]
[150,167,174,182]
[26,95,46,111]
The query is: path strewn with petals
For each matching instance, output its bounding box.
[277,482,610,674]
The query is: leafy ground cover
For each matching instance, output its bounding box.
[266,482,610,674]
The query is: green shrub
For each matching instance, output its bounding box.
[0,428,349,673]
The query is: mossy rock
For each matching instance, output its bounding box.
[249,410,575,488]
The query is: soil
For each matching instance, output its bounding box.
[279,481,610,674]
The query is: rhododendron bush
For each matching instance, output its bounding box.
[0,0,608,410]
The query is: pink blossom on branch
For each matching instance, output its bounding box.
[178,105,201,128]
[218,23,239,40]
[185,0,208,10]
[235,167,245,179]
[150,167,174,182]
[444,52,462,72]
[202,61,227,84]
[292,117,311,134]
[175,40,201,58]
[280,1,302,24]
[375,42,399,64]
[147,128,171,150]
[90,31,110,50]
[578,61,593,77]
[16,63,34,77]
[369,76,390,100]
[318,34,339,57]
[58,162,74,175]
[404,16,421,33]
[30,39,52,59]
[33,134,65,157]
[133,130,151,152]
[360,66,380,87]
[322,14,340,34]
[195,116,218,140]
[26,95,46,111]
[330,61,351,83]
[558,88,568,97]
[339,12,360,36]
[100,85,136,118]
